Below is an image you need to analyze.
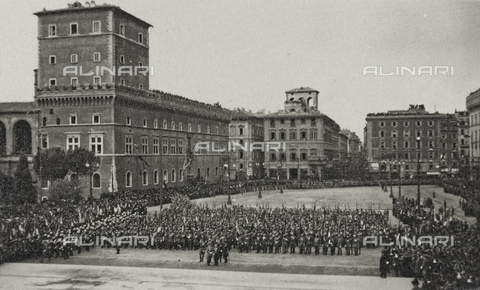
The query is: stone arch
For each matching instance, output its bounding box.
[307,97,313,106]
[0,121,6,156]
[12,120,32,154]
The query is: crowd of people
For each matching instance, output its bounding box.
[441,178,480,219]
[1,177,479,290]
[389,192,480,289]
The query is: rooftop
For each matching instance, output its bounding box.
[0,102,38,113]
[285,87,319,94]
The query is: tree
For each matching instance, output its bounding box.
[13,153,37,204]
[34,147,69,181]
[0,169,14,205]
[66,148,100,176]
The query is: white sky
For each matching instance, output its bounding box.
[1,0,479,141]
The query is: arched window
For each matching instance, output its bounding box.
[142,170,148,185]
[56,118,60,125]
[13,120,32,154]
[163,169,168,183]
[163,120,167,129]
[42,117,47,127]
[171,121,175,130]
[171,169,175,182]
[0,121,6,156]
[153,169,159,184]
[206,168,210,177]
[92,173,101,188]
[197,168,201,177]
[179,169,184,181]
[126,171,132,187]
[197,125,201,133]
[215,167,218,176]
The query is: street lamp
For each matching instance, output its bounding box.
[416,136,421,206]
[86,161,100,199]
[278,159,283,194]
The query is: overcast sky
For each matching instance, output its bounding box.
[1,0,479,140]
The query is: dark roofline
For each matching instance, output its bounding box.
[34,5,153,28]
[285,87,319,94]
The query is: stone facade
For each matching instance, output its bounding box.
[467,89,480,180]
[263,87,340,180]
[228,109,265,181]
[365,105,458,178]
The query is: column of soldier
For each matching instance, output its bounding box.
[386,194,480,289]
[1,188,391,265]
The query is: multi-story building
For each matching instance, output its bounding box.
[365,105,457,179]
[340,129,362,158]
[455,110,470,166]
[338,131,349,161]
[467,89,480,180]
[0,2,231,199]
[263,87,340,180]
[228,109,264,180]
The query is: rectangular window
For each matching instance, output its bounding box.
[379,121,385,127]
[391,131,397,138]
[428,151,434,159]
[301,131,307,140]
[93,21,101,33]
[71,77,78,86]
[404,141,410,148]
[120,24,125,35]
[178,139,184,154]
[90,135,103,154]
[153,119,158,128]
[139,84,143,90]
[392,121,397,127]
[48,25,56,36]
[239,128,244,135]
[142,137,148,154]
[379,131,385,138]
[310,130,317,140]
[428,130,434,137]
[416,130,422,137]
[66,134,80,150]
[392,141,397,149]
[380,141,385,149]
[40,134,48,149]
[311,119,316,127]
[143,119,147,127]
[70,115,77,125]
[289,131,296,140]
[120,79,125,86]
[170,140,176,154]
[404,130,410,137]
[93,114,100,124]
[71,54,78,63]
[270,132,276,140]
[404,121,410,127]
[138,33,143,44]
[70,23,78,35]
[49,55,56,64]
[153,138,159,154]
[126,116,131,125]
[416,121,422,126]
[162,139,168,154]
[428,140,434,148]
[93,76,101,85]
[93,52,101,62]
[120,55,125,64]
[125,136,133,154]
[404,152,409,160]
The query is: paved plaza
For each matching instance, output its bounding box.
[0,263,413,290]
[2,185,473,289]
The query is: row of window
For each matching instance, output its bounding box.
[269,149,318,162]
[379,120,435,127]
[270,119,316,128]
[48,52,102,65]
[378,152,457,161]
[126,117,223,134]
[124,136,184,155]
[47,77,133,88]
[472,113,480,126]
[39,134,103,153]
[269,130,317,141]
[378,130,457,139]
[379,141,457,149]
[47,22,146,44]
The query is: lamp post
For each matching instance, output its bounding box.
[85,161,99,200]
[416,136,421,206]
[278,159,283,194]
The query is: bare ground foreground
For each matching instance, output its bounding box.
[1,185,472,289]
